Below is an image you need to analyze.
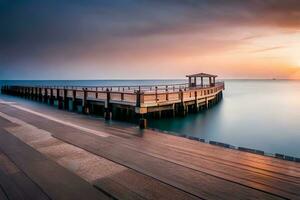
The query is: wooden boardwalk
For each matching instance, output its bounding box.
[0,95,299,200]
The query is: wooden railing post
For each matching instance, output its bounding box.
[82,88,88,114]
[136,88,141,107]
[166,87,169,101]
[194,90,198,112]
[95,87,98,99]
[178,89,186,116]
[104,88,111,120]
[155,86,158,102]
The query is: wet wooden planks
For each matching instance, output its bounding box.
[0,129,109,200]
[0,102,299,199]
[0,153,49,200]
[0,107,293,200]
[0,106,200,200]
[93,168,200,200]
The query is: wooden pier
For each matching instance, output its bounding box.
[1,73,225,128]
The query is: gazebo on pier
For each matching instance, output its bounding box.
[186,73,218,88]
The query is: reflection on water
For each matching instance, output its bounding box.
[149,80,300,157]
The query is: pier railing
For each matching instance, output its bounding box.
[1,82,225,128]
[1,82,225,106]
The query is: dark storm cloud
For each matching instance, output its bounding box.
[0,0,300,77]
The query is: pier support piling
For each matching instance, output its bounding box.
[44,88,48,103]
[50,89,54,105]
[72,90,77,111]
[82,89,89,114]
[139,116,147,129]
[38,88,43,102]
[104,89,111,120]
[63,89,69,110]
[57,89,63,109]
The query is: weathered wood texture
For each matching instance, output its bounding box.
[0,127,109,200]
[0,102,298,200]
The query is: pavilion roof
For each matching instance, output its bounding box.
[186,73,218,78]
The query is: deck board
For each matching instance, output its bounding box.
[0,129,109,200]
[0,108,201,200]
[105,136,300,197]
[0,153,50,200]
[0,101,299,200]
[0,108,287,200]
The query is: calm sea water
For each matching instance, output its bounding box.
[1,79,300,157]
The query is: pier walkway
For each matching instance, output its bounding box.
[1,73,225,128]
[0,94,299,200]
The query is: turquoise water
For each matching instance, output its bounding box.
[1,79,300,157]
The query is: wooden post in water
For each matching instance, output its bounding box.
[63,88,69,110]
[44,88,48,103]
[57,89,63,109]
[72,90,77,111]
[30,87,34,99]
[50,88,54,105]
[33,88,37,100]
[28,87,31,99]
[38,88,42,102]
[24,87,28,98]
[82,88,89,114]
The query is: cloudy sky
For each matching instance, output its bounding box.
[1,0,300,79]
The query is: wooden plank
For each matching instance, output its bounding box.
[0,187,8,200]
[81,121,300,175]
[0,170,28,200]
[2,103,299,172]
[94,177,148,200]
[93,168,200,200]
[5,112,284,200]
[0,102,298,199]
[0,129,109,200]
[0,110,200,200]
[0,153,49,200]
[106,136,300,199]
[141,129,300,173]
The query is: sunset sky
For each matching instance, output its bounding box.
[1,0,300,80]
